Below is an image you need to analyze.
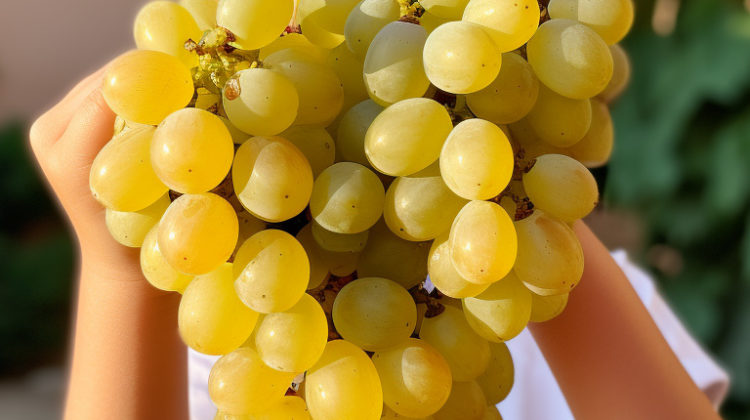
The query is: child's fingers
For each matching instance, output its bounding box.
[54,87,116,167]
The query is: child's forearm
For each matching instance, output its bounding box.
[529,222,719,420]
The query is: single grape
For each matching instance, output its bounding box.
[483,405,503,420]
[235,210,266,252]
[597,43,631,103]
[336,99,384,167]
[462,272,532,342]
[428,234,489,299]
[311,220,369,253]
[295,224,332,290]
[508,118,568,163]
[260,33,329,63]
[105,193,170,248]
[563,99,614,168]
[179,0,218,31]
[530,292,570,323]
[216,0,294,50]
[420,11,451,34]
[215,396,311,419]
[357,220,431,289]
[345,0,400,60]
[381,405,435,419]
[140,226,193,293]
[432,380,486,420]
[525,84,593,148]
[327,39,370,112]
[420,0,470,20]
[523,154,599,222]
[462,0,540,52]
[548,0,634,45]
[279,126,336,177]
[133,1,201,68]
[476,342,514,404]
[297,0,361,48]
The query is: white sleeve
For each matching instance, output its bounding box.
[188,350,220,420]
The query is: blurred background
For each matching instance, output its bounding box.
[1,0,749,418]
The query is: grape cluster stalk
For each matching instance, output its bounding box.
[91,0,634,418]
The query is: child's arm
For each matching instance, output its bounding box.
[529,222,720,420]
[30,67,188,420]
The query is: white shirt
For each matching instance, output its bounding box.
[188,250,729,419]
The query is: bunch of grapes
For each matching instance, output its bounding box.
[90,0,633,418]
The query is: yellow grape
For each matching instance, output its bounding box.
[476,342,514,404]
[513,211,584,295]
[384,164,467,241]
[433,381,486,420]
[483,406,503,420]
[311,221,369,253]
[419,305,490,382]
[279,126,336,177]
[419,11,451,34]
[233,229,309,313]
[326,42,370,112]
[462,0,539,52]
[133,1,201,68]
[233,136,313,223]
[449,201,517,285]
[336,99,384,166]
[151,108,234,194]
[373,338,452,418]
[295,224,332,289]
[105,193,170,247]
[466,52,540,125]
[158,193,238,275]
[255,294,327,372]
[310,162,385,234]
[381,406,434,419]
[462,272,532,342]
[564,99,614,168]
[209,346,296,415]
[527,19,613,99]
[428,235,489,299]
[598,43,631,103]
[525,84,593,147]
[305,340,383,420]
[216,0,294,50]
[103,50,193,125]
[507,118,567,163]
[90,126,169,212]
[140,226,193,293]
[221,117,252,144]
[357,220,431,289]
[298,0,361,48]
[179,263,259,355]
[530,292,569,323]
[420,0,470,20]
[260,33,328,63]
[440,119,514,200]
[223,68,300,136]
[236,210,266,247]
[548,0,634,45]
[216,396,311,419]
[320,248,361,277]
[523,154,599,222]
[345,0,400,60]
[180,0,217,31]
[363,22,430,106]
[365,98,453,176]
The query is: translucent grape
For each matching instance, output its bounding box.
[513,211,584,296]
[548,0,634,45]
[462,272,532,342]
[295,224,332,290]
[525,84,592,147]
[223,68,300,136]
[462,0,540,52]
[90,126,169,212]
[305,340,383,420]
[310,162,385,234]
[508,118,567,162]
[420,0,470,20]
[432,381,486,420]
[311,221,369,252]
[483,406,503,420]
[133,1,201,68]
[440,119,514,200]
[345,0,400,60]
[428,235,489,299]
[527,19,613,99]
[333,277,417,351]
[476,342,514,404]
[298,0,361,48]
[105,193,170,248]
[563,99,613,168]
[216,396,311,419]
[523,154,599,222]
[235,210,266,249]
[336,99,384,166]
[158,193,238,275]
[358,221,431,289]
[381,405,434,419]
[327,39,370,112]
[140,226,193,293]
[530,292,569,323]
[365,98,453,176]
[466,53,539,125]
[232,136,313,223]
[598,43,631,103]
[363,21,430,106]
[279,126,336,177]
[420,11,451,34]
[260,33,328,63]
[216,0,294,50]
[180,0,217,31]
[102,50,193,125]
[233,229,309,313]
[419,305,490,382]
[319,247,361,277]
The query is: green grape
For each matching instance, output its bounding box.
[363,21,430,106]
[255,294,327,372]
[305,340,383,420]
[345,0,400,60]
[527,19,613,99]
[223,68,300,136]
[236,210,267,248]
[90,126,168,212]
[462,0,539,52]
[180,0,217,31]
[419,305,490,382]
[483,406,503,420]
[508,118,567,162]
[215,396,311,419]
[336,99,384,166]
[563,99,614,168]
[381,405,434,419]
[449,201,517,285]
[523,154,599,222]
[422,21,501,94]
[420,0,470,20]
[525,84,592,147]
[320,247,361,276]
[233,229,310,313]
[428,235,489,299]
[440,119,514,200]
[466,52,539,125]
[373,338,452,418]
[179,263,259,355]
[326,42,370,113]
[365,97,453,176]
[530,292,569,323]
[140,226,193,293]
[209,346,296,415]
[216,0,294,50]
[432,381,486,420]
[384,164,467,241]
[151,108,234,194]
[333,277,417,351]
[513,211,584,295]
[311,220,369,252]
[548,0,634,45]
[262,47,325,67]
[278,126,336,178]
[295,224,332,289]
[462,272,532,342]
[419,11,451,34]
[133,1,201,68]
[298,0,361,48]
[476,342,514,404]
[232,136,313,223]
[105,193,170,247]
[102,50,193,125]
[598,43,631,103]
[310,162,385,233]
[158,193,238,275]
[260,33,329,63]
[357,220,431,289]
[220,116,252,144]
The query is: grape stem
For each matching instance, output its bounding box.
[409,284,446,318]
